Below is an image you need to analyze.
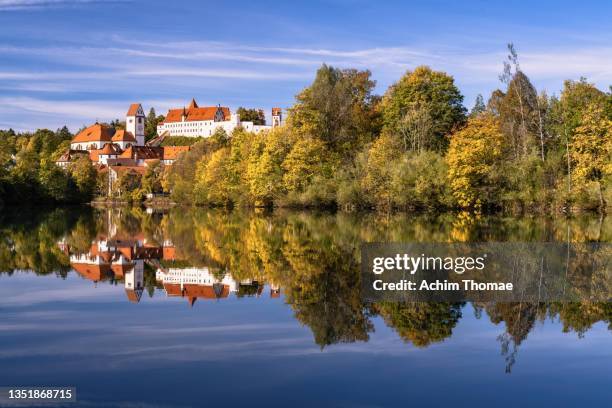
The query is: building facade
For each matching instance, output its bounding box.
[156,99,282,138]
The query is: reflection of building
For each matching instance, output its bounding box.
[155,267,237,306]
[62,230,173,303]
[59,211,281,305]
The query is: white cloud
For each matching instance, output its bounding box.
[0,0,128,11]
[1,35,611,132]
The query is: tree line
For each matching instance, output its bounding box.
[1,44,610,213]
[163,44,611,214]
[0,127,98,206]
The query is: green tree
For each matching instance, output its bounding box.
[194,148,231,205]
[282,138,329,193]
[145,108,165,142]
[361,134,402,209]
[142,160,164,195]
[69,156,97,200]
[381,65,466,151]
[470,94,486,117]
[288,64,381,156]
[236,107,266,125]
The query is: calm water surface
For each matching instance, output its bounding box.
[0,208,610,407]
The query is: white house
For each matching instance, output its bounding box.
[156,99,282,138]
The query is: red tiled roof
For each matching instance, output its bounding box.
[72,123,115,144]
[162,247,176,260]
[112,129,137,143]
[72,263,111,281]
[272,107,282,116]
[126,103,141,116]
[164,105,230,123]
[99,143,122,155]
[111,263,133,278]
[125,289,142,303]
[119,146,163,160]
[163,283,230,305]
[89,149,101,162]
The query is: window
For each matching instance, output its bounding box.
[129,119,133,123]
[138,117,142,124]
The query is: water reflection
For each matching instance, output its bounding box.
[0,206,610,374]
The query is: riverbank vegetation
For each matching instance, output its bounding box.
[1,44,610,213]
[0,127,98,206]
[163,45,610,214]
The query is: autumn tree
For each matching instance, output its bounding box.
[361,134,402,209]
[570,103,612,211]
[246,128,294,207]
[194,148,232,205]
[446,114,506,210]
[381,65,466,152]
[288,64,381,156]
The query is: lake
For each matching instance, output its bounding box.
[0,207,610,407]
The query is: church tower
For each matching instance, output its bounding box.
[126,103,145,146]
[271,107,282,128]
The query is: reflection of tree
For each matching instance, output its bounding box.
[373,302,463,347]
[552,302,612,336]
[0,207,91,276]
[0,207,610,361]
[484,302,544,373]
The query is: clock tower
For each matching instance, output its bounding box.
[126,103,145,146]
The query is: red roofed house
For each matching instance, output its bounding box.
[156,98,282,137]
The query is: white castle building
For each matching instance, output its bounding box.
[156,99,282,137]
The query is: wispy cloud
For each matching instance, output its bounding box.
[0,0,128,11]
[1,33,611,132]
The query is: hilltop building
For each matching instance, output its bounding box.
[156,98,282,137]
[56,104,190,175]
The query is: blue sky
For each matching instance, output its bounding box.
[0,0,611,131]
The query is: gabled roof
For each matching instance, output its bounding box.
[164,105,230,123]
[127,103,142,116]
[125,288,143,303]
[72,123,114,144]
[188,98,198,109]
[111,263,134,278]
[111,129,137,143]
[99,143,122,155]
[272,107,282,116]
[72,263,111,282]
[119,146,163,160]
[163,283,230,306]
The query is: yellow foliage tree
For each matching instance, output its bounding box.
[194,147,231,205]
[570,103,612,210]
[361,133,402,209]
[446,114,506,210]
